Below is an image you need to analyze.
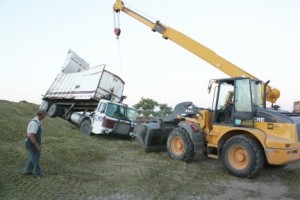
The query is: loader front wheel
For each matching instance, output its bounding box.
[222,135,265,178]
[167,127,195,162]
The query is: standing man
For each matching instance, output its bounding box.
[23,109,47,178]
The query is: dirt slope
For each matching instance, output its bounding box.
[0,100,300,200]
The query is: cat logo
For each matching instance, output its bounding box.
[267,123,274,130]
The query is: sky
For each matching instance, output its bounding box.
[0,0,299,111]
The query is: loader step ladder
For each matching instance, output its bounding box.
[207,144,219,159]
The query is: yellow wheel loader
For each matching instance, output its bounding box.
[134,77,300,177]
[113,0,300,178]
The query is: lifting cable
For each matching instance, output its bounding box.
[112,3,156,76]
[113,11,123,75]
[113,11,121,39]
[113,2,157,38]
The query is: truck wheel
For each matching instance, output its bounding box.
[80,120,92,136]
[167,127,195,162]
[222,135,265,178]
[48,104,60,117]
[40,100,50,111]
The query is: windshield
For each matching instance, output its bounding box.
[127,108,138,122]
[216,82,234,110]
[106,103,137,121]
[235,79,252,112]
[251,80,262,107]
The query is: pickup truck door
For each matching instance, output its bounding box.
[92,102,106,134]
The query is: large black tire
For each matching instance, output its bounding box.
[167,127,195,162]
[48,104,60,117]
[80,120,92,136]
[39,100,50,111]
[222,135,265,178]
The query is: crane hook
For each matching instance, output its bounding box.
[114,28,121,39]
[113,12,121,39]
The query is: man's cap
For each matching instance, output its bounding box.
[37,109,48,116]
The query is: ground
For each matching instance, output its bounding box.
[0,100,299,200]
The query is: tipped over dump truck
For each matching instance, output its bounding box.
[41,49,138,137]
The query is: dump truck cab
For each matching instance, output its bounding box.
[92,100,138,136]
[70,99,138,138]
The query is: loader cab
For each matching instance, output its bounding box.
[213,77,261,127]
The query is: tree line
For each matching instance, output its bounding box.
[133,97,173,117]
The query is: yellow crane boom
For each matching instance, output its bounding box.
[113,0,280,104]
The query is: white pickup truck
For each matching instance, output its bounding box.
[40,49,138,137]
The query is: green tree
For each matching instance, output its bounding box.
[156,103,173,116]
[133,97,173,117]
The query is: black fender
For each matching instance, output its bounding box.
[177,122,205,152]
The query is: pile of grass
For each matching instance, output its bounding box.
[0,100,228,199]
[0,100,111,199]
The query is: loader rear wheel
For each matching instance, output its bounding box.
[222,135,265,178]
[167,127,195,162]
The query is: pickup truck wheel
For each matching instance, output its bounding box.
[48,104,60,117]
[167,127,195,162]
[80,120,92,136]
[222,135,265,178]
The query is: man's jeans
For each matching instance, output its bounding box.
[23,149,41,176]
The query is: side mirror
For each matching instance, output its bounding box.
[98,103,106,113]
[99,109,105,114]
[208,79,217,94]
[208,80,213,94]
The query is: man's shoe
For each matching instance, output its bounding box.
[34,175,42,180]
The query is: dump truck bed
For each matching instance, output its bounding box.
[41,50,126,113]
[44,65,124,102]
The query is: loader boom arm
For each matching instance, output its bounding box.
[113,0,280,103]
